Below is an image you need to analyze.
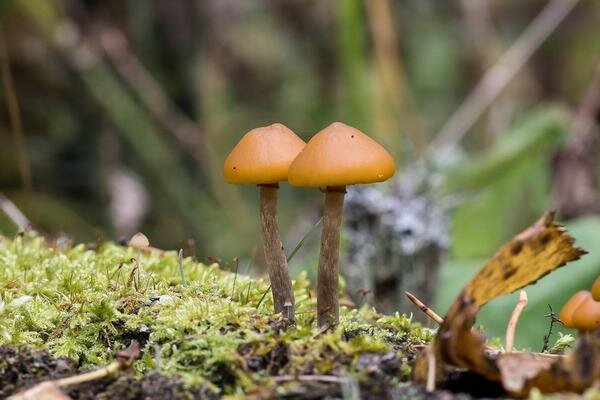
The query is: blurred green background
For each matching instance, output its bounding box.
[0,0,599,348]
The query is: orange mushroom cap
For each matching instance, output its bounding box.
[571,296,600,331]
[592,276,600,301]
[559,290,592,328]
[223,123,306,184]
[287,122,396,187]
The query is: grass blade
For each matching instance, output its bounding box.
[178,249,187,287]
[287,216,323,263]
[256,217,323,309]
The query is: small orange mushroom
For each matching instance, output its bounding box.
[592,276,600,301]
[288,122,395,327]
[223,123,305,320]
[559,290,592,328]
[287,122,395,188]
[571,296,600,331]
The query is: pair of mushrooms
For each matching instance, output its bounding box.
[223,122,395,326]
[559,276,600,331]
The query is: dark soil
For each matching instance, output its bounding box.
[0,345,510,399]
[0,346,216,400]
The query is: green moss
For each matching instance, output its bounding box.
[0,232,431,395]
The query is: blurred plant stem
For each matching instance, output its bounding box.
[429,0,581,159]
[14,0,227,249]
[0,192,30,230]
[93,24,254,240]
[93,25,214,180]
[195,57,254,240]
[552,60,600,218]
[0,25,33,192]
[337,0,369,130]
[459,0,511,145]
[364,0,425,159]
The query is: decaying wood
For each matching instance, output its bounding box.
[259,185,295,321]
[317,188,345,327]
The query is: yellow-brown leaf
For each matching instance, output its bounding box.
[464,212,586,307]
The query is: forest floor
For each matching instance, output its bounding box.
[0,232,590,399]
[0,232,444,399]
[2,343,474,399]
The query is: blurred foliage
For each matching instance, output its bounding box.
[443,107,569,258]
[0,0,599,349]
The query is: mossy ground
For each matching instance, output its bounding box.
[0,232,433,398]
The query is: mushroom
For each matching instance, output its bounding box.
[559,290,592,328]
[571,296,600,331]
[592,276,600,301]
[288,122,395,327]
[223,123,306,320]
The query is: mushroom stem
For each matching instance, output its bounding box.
[317,186,346,327]
[259,184,295,320]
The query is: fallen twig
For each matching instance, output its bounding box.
[404,291,444,325]
[273,374,350,384]
[505,290,528,352]
[0,192,31,230]
[58,341,139,387]
[8,341,140,400]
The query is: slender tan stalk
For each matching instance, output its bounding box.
[0,192,30,230]
[505,290,528,353]
[259,185,294,320]
[364,0,425,156]
[273,375,350,383]
[426,344,436,392]
[405,291,444,325]
[55,361,122,387]
[317,187,346,327]
[57,341,139,387]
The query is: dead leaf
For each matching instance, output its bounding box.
[413,212,594,396]
[8,382,71,400]
[500,330,600,396]
[465,212,585,307]
[497,352,559,394]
